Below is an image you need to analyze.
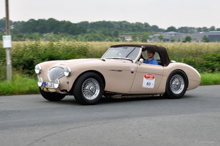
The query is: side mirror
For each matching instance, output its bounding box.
[139,58,144,65]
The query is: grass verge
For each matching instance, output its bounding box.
[0,73,219,96]
[0,74,39,95]
[200,73,220,85]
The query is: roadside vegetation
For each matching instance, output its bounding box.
[0,73,39,95]
[200,73,220,85]
[0,41,220,95]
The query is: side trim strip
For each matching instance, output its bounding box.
[109,69,122,72]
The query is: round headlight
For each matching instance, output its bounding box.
[35,64,41,74]
[38,77,43,87]
[64,67,71,77]
[54,79,60,88]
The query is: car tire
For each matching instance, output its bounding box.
[165,70,188,99]
[39,88,65,101]
[73,72,104,105]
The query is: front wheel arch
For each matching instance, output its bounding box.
[69,70,105,93]
[72,72,105,105]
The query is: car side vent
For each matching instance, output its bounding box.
[48,67,64,81]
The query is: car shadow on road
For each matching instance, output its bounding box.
[98,93,197,105]
[37,94,195,106]
[99,95,166,104]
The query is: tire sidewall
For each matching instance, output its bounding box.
[73,72,104,105]
[166,70,188,99]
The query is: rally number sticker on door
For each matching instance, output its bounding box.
[142,74,155,88]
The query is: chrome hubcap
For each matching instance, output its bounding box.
[170,74,185,94]
[82,78,100,100]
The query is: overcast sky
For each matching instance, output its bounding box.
[1,0,220,29]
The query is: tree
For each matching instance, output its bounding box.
[114,38,121,42]
[132,35,137,41]
[185,36,192,42]
[165,26,177,32]
[171,37,176,42]
[141,32,150,42]
[158,35,164,42]
[88,29,97,34]
[202,27,209,32]
[196,27,202,32]
[113,30,119,37]
[151,25,159,32]
[47,18,60,33]
[77,21,89,28]
[0,17,13,28]
[178,27,189,33]
[0,33,5,40]
[202,35,209,42]
[101,29,108,36]
[143,23,151,32]
[105,36,113,42]
[209,26,215,31]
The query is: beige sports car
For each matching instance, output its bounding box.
[35,44,201,105]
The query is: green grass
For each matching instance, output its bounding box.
[0,73,39,95]
[0,72,219,96]
[200,73,220,85]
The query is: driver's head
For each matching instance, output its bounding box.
[147,50,155,59]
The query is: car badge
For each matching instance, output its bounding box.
[130,67,135,71]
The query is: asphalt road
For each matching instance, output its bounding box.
[0,85,220,146]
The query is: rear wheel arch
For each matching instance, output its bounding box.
[165,69,188,98]
[167,69,188,88]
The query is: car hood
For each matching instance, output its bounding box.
[42,59,101,68]
[41,58,132,69]
[56,58,99,65]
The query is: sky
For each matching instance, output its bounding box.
[1,0,220,29]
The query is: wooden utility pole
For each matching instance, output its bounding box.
[5,0,12,81]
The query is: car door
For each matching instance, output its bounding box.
[103,60,138,93]
[129,63,164,93]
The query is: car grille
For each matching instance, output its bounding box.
[48,67,64,81]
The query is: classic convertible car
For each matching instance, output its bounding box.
[35,44,201,105]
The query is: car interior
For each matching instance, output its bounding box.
[141,50,162,65]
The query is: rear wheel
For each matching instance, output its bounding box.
[73,72,104,105]
[39,88,65,101]
[165,70,188,99]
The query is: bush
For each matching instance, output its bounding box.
[180,53,220,73]
[11,41,89,74]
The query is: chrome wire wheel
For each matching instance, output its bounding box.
[82,78,100,100]
[170,74,185,94]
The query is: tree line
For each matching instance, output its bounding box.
[0,17,220,41]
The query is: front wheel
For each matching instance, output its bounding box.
[73,72,104,105]
[39,88,65,101]
[165,70,188,99]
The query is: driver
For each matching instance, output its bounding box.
[144,50,159,65]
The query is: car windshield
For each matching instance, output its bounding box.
[101,46,141,61]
